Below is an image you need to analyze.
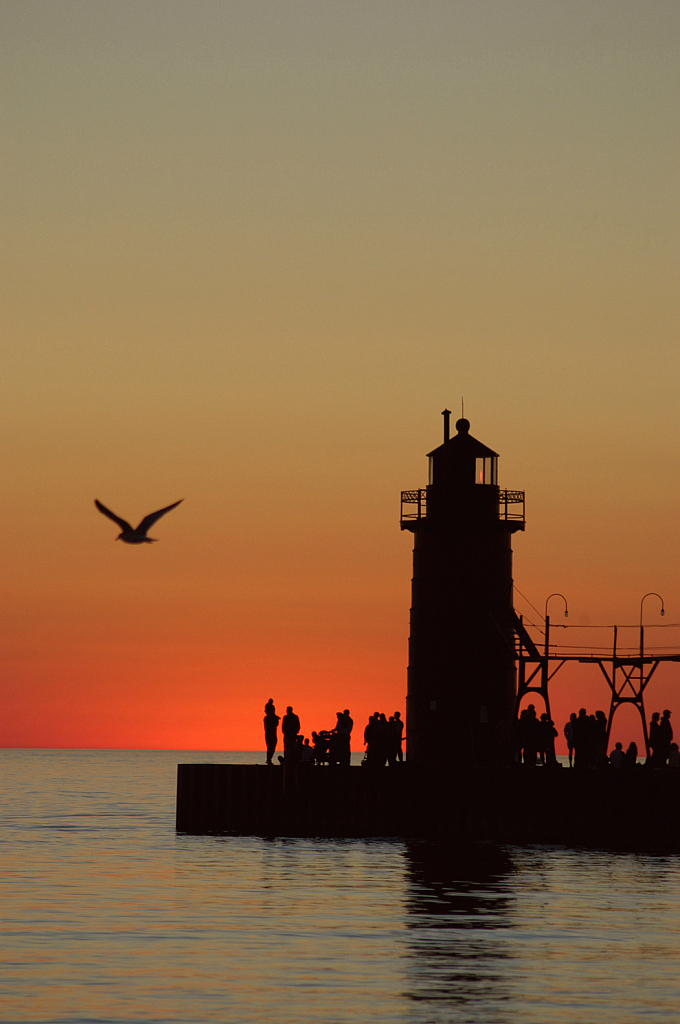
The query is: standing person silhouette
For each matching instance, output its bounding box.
[519,704,540,766]
[263,699,279,766]
[649,712,661,766]
[659,710,673,766]
[572,708,589,769]
[281,706,301,764]
[564,713,576,767]
[335,709,353,766]
[392,711,404,763]
[375,713,390,766]
[363,715,377,763]
[540,713,558,767]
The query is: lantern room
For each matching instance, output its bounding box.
[427,416,499,491]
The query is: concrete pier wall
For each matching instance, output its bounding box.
[176,764,680,851]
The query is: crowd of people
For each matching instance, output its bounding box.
[263,701,403,767]
[561,708,609,768]
[266,699,679,768]
[517,704,559,766]
[518,703,680,768]
[363,712,403,766]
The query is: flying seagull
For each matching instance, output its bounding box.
[95,499,183,543]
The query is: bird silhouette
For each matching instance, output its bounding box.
[95,499,183,543]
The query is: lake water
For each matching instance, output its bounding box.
[1,750,680,1023]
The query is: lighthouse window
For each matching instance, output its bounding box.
[475,457,498,485]
[428,456,434,485]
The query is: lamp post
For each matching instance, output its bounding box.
[544,593,569,662]
[639,592,664,660]
[539,594,568,724]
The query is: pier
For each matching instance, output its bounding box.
[177,762,680,851]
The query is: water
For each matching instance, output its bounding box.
[1,751,680,1023]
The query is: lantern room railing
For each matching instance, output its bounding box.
[400,489,427,524]
[400,488,525,528]
[499,489,525,523]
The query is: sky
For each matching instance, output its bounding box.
[1,0,679,750]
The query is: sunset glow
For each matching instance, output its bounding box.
[2,1,679,752]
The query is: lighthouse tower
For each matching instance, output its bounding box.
[400,412,525,768]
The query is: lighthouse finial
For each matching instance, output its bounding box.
[442,409,451,442]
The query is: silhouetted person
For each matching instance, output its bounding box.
[388,712,404,765]
[316,729,333,765]
[363,714,376,763]
[300,737,314,763]
[335,709,353,766]
[668,742,680,768]
[263,699,279,765]
[594,710,608,767]
[344,709,354,755]
[609,741,624,768]
[282,705,300,763]
[623,741,638,768]
[572,708,590,768]
[564,713,576,767]
[394,711,404,761]
[377,713,391,766]
[539,713,558,767]
[386,716,405,766]
[311,731,324,764]
[659,710,673,766]
[386,716,396,765]
[327,726,341,765]
[519,704,540,766]
[649,712,662,767]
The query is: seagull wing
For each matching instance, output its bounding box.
[136,500,183,535]
[95,500,132,532]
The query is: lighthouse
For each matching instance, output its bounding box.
[401,412,525,768]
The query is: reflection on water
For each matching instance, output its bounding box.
[405,842,513,1023]
[404,840,680,1024]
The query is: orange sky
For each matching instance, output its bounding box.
[2,1,679,751]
